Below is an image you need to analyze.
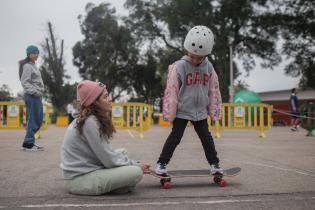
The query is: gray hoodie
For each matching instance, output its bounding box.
[60,115,140,180]
[163,55,222,122]
[20,62,44,96]
[177,56,213,121]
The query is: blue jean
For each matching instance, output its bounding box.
[23,94,43,147]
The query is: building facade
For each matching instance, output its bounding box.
[259,89,315,126]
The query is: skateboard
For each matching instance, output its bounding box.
[145,167,241,189]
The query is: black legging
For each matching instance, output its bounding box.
[157,118,219,165]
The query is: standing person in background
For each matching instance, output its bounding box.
[19,45,44,151]
[289,88,301,131]
[155,25,223,176]
[66,101,74,124]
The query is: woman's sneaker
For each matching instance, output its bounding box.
[155,163,168,175]
[210,163,223,175]
[22,144,44,152]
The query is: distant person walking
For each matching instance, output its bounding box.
[19,45,44,151]
[289,88,300,131]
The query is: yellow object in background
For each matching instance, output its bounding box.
[0,101,50,130]
[56,116,69,127]
[158,114,171,127]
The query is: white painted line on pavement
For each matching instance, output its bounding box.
[9,197,315,208]
[4,199,263,208]
[223,159,314,177]
[127,129,135,139]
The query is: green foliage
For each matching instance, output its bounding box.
[40,22,73,113]
[0,84,13,101]
[125,0,282,101]
[129,52,163,104]
[73,3,139,101]
[268,0,315,89]
[72,0,314,106]
[234,80,249,93]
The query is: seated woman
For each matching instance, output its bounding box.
[60,80,150,195]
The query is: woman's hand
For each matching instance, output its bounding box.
[140,163,151,173]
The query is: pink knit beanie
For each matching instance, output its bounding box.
[77,80,106,107]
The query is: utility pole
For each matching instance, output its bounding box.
[229,38,234,103]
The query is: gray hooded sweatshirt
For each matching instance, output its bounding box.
[176,56,212,121]
[20,62,44,96]
[60,115,140,180]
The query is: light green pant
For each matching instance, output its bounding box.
[65,166,143,195]
[65,148,143,195]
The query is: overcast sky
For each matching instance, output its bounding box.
[0,0,301,96]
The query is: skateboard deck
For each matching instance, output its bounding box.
[145,167,241,188]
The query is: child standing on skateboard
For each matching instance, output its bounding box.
[155,25,223,176]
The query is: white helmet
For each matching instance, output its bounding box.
[184,25,214,56]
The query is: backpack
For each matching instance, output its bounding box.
[18,58,29,80]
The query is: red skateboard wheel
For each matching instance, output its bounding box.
[219,179,227,187]
[163,181,172,189]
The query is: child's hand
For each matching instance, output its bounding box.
[141,163,151,173]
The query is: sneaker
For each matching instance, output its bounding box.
[22,144,44,152]
[290,127,297,131]
[210,163,223,175]
[155,163,168,175]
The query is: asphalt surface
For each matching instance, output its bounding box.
[0,125,314,209]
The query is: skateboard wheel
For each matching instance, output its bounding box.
[219,179,227,187]
[160,178,171,186]
[213,176,221,184]
[163,181,172,189]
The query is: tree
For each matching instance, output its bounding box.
[125,0,282,101]
[268,0,315,89]
[129,52,163,105]
[0,84,13,101]
[234,80,249,93]
[40,22,71,113]
[73,3,139,101]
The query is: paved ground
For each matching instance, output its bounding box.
[0,125,315,209]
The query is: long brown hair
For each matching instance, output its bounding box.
[76,101,115,140]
